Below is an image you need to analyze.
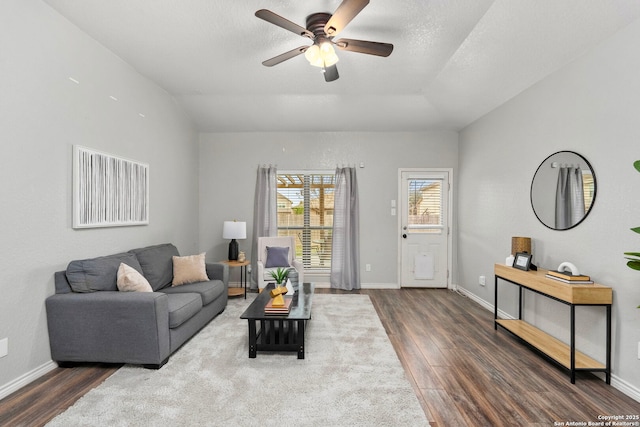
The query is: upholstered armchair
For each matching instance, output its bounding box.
[256,236,304,290]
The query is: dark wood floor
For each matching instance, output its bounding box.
[1,288,637,426]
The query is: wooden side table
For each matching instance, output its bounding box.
[221,260,250,299]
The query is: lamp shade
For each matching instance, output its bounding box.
[511,237,531,255]
[223,221,246,239]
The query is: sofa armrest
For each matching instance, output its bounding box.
[45,291,171,366]
[206,262,228,286]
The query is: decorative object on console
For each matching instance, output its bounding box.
[237,251,246,262]
[510,236,537,270]
[513,252,532,271]
[545,262,593,284]
[223,220,247,261]
[511,236,531,255]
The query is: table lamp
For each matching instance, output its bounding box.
[223,220,246,261]
[511,237,531,255]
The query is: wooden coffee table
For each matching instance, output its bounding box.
[240,283,314,359]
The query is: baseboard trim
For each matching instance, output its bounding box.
[454,285,513,320]
[0,360,58,400]
[454,285,640,403]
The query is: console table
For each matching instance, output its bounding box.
[494,264,612,384]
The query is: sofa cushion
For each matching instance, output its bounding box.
[172,253,209,286]
[66,253,143,293]
[117,263,153,293]
[265,246,290,268]
[129,244,179,291]
[166,293,202,329]
[161,280,225,306]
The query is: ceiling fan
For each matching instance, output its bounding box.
[255,0,393,82]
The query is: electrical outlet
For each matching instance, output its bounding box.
[0,338,7,358]
[366,264,372,272]
[479,276,486,286]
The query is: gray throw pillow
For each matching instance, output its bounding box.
[66,253,143,293]
[265,246,290,268]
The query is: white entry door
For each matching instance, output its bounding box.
[399,169,451,288]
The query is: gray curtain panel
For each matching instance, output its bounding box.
[251,166,278,289]
[555,166,585,229]
[330,167,361,290]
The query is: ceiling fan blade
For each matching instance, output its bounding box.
[323,64,339,82]
[255,9,314,39]
[334,38,393,57]
[324,0,370,36]
[262,46,308,67]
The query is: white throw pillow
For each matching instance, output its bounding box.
[172,253,209,286]
[117,263,153,292]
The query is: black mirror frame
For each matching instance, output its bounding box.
[530,150,597,231]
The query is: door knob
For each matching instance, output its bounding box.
[402,234,407,239]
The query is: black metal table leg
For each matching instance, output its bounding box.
[570,305,576,384]
[244,265,248,299]
[606,304,611,384]
[518,286,523,320]
[494,276,499,330]
[297,320,305,359]
[248,320,257,358]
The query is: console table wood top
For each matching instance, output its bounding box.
[494,264,612,305]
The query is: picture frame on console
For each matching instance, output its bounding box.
[513,252,532,271]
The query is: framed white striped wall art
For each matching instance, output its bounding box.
[73,145,149,229]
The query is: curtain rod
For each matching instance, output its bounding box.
[551,162,581,168]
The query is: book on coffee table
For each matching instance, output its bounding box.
[264,296,293,314]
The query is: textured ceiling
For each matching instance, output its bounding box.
[43,0,640,132]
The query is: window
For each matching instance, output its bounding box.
[277,172,335,270]
[407,178,443,234]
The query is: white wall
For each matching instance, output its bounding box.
[199,131,458,286]
[0,1,199,395]
[458,18,640,396]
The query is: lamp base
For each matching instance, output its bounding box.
[228,239,239,261]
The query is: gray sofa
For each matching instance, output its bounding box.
[45,243,228,369]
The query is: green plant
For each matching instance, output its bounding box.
[269,267,289,285]
[624,160,640,308]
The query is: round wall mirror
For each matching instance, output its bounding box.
[530,151,597,230]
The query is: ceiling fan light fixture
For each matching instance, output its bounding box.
[304,42,339,68]
[320,42,339,66]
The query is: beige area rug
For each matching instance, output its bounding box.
[47,293,429,427]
